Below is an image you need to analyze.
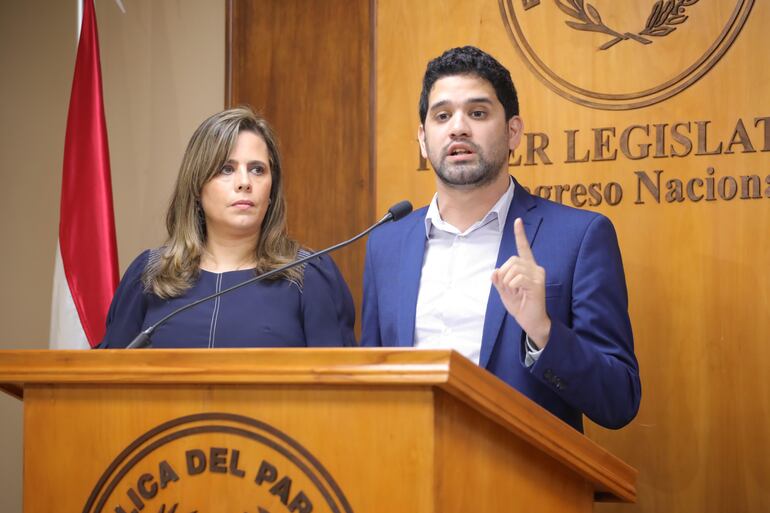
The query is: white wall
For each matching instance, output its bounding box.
[0,1,224,511]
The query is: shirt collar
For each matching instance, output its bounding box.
[424,176,515,238]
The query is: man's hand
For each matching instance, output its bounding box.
[491,218,551,348]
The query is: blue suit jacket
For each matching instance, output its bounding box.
[361,179,641,431]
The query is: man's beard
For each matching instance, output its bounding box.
[429,140,508,189]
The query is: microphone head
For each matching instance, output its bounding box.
[387,200,413,222]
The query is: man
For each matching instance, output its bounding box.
[360,46,641,431]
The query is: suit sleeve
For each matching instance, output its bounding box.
[301,254,356,347]
[359,236,382,347]
[530,215,641,429]
[99,251,151,349]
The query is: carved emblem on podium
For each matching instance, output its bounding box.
[501,0,755,109]
[82,413,353,513]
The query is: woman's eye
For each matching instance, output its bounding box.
[219,165,235,175]
[249,166,265,175]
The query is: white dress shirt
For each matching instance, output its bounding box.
[414,178,543,366]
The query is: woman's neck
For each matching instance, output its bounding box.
[200,232,260,272]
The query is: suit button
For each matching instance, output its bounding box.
[544,368,554,380]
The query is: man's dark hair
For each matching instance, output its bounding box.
[418,46,519,124]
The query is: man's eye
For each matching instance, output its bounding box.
[435,112,450,122]
[470,110,487,119]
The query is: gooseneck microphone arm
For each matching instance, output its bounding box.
[125,200,413,349]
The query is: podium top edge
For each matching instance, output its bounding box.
[0,348,456,385]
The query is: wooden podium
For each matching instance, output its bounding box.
[0,349,635,512]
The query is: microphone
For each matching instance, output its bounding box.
[126,200,413,349]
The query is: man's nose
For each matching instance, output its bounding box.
[449,113,471,138]
[235,167,252,191]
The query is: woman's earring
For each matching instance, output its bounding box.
[196,200,206,230]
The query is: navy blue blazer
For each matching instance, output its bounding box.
[361,179,641,431]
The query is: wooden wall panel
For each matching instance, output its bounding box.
[226,0,373,330]
[375,1,770,512]
[228,0,770,510]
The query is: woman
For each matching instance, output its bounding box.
[101,107,355,348]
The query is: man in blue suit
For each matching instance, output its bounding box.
[360,46,641,431]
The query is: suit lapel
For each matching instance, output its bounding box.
[397,215,427,347]
[479,180,543,368]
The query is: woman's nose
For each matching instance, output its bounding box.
[235,167,252,191]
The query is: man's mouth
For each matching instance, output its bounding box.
[446,142,477,159]
[446,146,477,162]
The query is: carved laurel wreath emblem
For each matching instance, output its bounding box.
[555,0,701,50]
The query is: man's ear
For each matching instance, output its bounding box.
[418,124,428,158]
[508,116,524,152]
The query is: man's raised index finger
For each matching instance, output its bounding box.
[514,217,535,260]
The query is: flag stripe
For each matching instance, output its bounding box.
[50,244,91,350]
[53,0,118,348]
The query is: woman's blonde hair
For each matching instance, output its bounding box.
[143,107,300,298]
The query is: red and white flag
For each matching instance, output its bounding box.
[50,0,118,349]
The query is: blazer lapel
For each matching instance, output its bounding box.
[397,216,427,347]
[479,180,543,368]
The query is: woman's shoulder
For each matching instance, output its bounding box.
[127,249,152,270]
[121,248,162,282]
[295,250,351,301]
[121,247,175,290]
[298,249,343,281]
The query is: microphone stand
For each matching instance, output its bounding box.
[126,201,412,349]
